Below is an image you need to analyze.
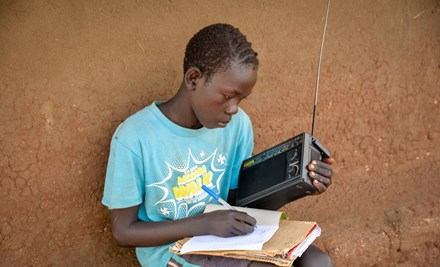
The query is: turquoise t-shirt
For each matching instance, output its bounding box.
[102,102,254,267]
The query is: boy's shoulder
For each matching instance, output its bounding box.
[113,104,156,140]
[122,105,154,125]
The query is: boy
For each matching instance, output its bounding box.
[102,23,334,267]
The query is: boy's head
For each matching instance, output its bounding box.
[184,23,259,82]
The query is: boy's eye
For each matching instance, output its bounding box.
[224,95,232,100]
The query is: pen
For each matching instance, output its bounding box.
[202,185,257,229]
[202,185,236,210]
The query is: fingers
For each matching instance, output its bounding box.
[230,223,254,236]
[308,158,335,194]
[208,210,256,237]
[310,172,331,194]
[308,160,333,178]
[312,179,328,193]
[230,212,256,235]
[234,211,257,226]
[309,171,332,187]
[323,157,335,165]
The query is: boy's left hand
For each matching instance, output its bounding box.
[307,157,335,194]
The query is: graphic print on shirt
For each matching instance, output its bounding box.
[147,148,227,220]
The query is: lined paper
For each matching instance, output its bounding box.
[180,225,279,254]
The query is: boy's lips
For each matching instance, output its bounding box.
[218,120,230,127]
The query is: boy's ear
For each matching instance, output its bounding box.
[185,67,202,90]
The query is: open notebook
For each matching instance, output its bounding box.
[170,204,321,267]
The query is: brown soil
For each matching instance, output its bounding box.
[1,0,439,266]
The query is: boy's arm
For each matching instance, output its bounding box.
[109,205,256,247]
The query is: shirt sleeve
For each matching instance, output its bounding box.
[102,136,145,209]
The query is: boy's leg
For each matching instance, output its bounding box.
[178,254,252,267]
[293,244,334,267]
[176,244,333,267]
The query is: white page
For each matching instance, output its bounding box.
[180,225,279,254]
[179,204,283,254]
[290,225,321,257]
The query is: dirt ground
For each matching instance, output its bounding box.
[1,0,439,266]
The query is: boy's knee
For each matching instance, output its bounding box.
[294,245,334,267]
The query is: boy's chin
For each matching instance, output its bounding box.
[201,122,227,129]
[217,121,228,128]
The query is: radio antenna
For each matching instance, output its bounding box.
[311,0,331,136]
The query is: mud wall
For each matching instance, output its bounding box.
[1,0,439,266]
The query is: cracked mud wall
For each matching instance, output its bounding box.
[1,0,439,266]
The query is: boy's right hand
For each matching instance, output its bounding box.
[201,210,256,237]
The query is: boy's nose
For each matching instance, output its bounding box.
[226,100,239,115]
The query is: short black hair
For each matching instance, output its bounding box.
[184,23,259,81]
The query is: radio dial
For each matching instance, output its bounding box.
[289,150,299,162]
[289,165,299,176]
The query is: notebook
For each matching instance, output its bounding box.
[170,204,320,266]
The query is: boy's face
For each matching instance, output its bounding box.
[190,63,258,129]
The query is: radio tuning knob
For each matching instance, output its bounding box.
[289,165,299,176]
[289,151,298,162]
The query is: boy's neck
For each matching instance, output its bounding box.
[157,85,203,129]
